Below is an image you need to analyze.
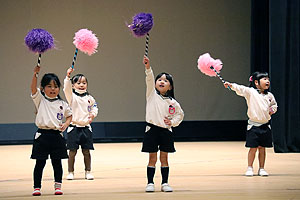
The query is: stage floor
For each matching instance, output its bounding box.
[0,142,299,200]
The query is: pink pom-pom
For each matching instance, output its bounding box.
[197,53,223,77]
[73,29,98,56]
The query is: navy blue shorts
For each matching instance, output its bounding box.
[66,125,94,150]
[245,123,273,148]
[142,123,176,153]
[31,129,68,160]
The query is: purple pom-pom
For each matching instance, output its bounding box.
[128,13,153,37]
[25,29,54,53]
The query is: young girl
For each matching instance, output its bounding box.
[142,56,184,192]
[224,72,277,176]
[63,67,98,180]
[30,66,72,196]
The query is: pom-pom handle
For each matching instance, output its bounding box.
[71,48,78,69]
[209,66,231,91]
[145,33,150,57]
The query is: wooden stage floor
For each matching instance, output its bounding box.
[0,142,299,200]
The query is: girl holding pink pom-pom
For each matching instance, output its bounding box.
[64,28,99,181]
[142,55,184,193]
[223,72,278,177]
[63,67,98,181]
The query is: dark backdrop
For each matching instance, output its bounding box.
[252,0,300,152]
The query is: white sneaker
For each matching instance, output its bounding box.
[85,171,94,180]
[245,167,254,176]
[258,168,269,176]
[161,183,173,192]
[66,172,74,180]
[145,183,155,192]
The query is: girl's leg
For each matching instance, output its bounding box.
[68,150,77,173]
[258,146,266,168]
[257,146,269,175]
[33,159,46,188]
[160,151,169,184]
[147,153,157,184]
[82,149,91,171]
[248,148,257,167]
[51,159,63,183]
[82,149,94,180]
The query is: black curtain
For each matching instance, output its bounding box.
[252,0,300,152]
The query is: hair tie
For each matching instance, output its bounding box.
[249,76,253,82]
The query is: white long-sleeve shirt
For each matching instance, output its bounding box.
[145,68,184,131]
[63,77,98,127]
[231,83,277,128]
[31,89,72,130]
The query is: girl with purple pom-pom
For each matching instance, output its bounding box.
[224,72,277,177]
[142,55,184,192]
[30,66,72,196]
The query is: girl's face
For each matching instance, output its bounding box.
[73,76,88,91]
[255,77,270,91]
[155,74,172,96]
[43,80,60,98]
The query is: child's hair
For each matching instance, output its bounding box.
[155,72,175,99]
[40,73,62,99]
[71,74,88,85]
[249,71,269,93]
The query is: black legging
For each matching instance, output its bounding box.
[33,159,63,188]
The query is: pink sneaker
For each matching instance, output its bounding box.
[32,188,41,196]
[54,182,63,195]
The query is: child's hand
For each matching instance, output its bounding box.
[269,107,275,115]
[164,116,172,126]
[34,65,41,74]
[224,82,232,89]
[67,67,74,78]
[143,55,150,69]
[60,123,68,132]
[88,113,95,124]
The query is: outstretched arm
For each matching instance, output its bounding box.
[223,81,232,89]
[31,66,40,95]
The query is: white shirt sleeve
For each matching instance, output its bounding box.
[231,83,251,98]
[90,96,98,117]
[170,103,184,127]
[63,101,72,118]
[31,88,42,109]
[145,67,155,98]
[269,92,278,114]
[63,76,73,105]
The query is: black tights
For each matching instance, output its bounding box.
[33,159,63,188]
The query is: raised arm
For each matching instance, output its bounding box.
[143,55,150,70]
[143,56,155,98]
[31,66,40,95]
[63,67,74,104]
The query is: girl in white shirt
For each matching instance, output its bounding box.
[224,72,277,177]
[142,56,184,192]
[64,68,98,180]
[31,66,72,196]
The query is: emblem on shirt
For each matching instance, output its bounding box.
[88,105,92,112]
[57,113,63,120]
[169,105,175,114]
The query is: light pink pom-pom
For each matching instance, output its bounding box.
[197,53,223,77]
[73,29,98,56]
